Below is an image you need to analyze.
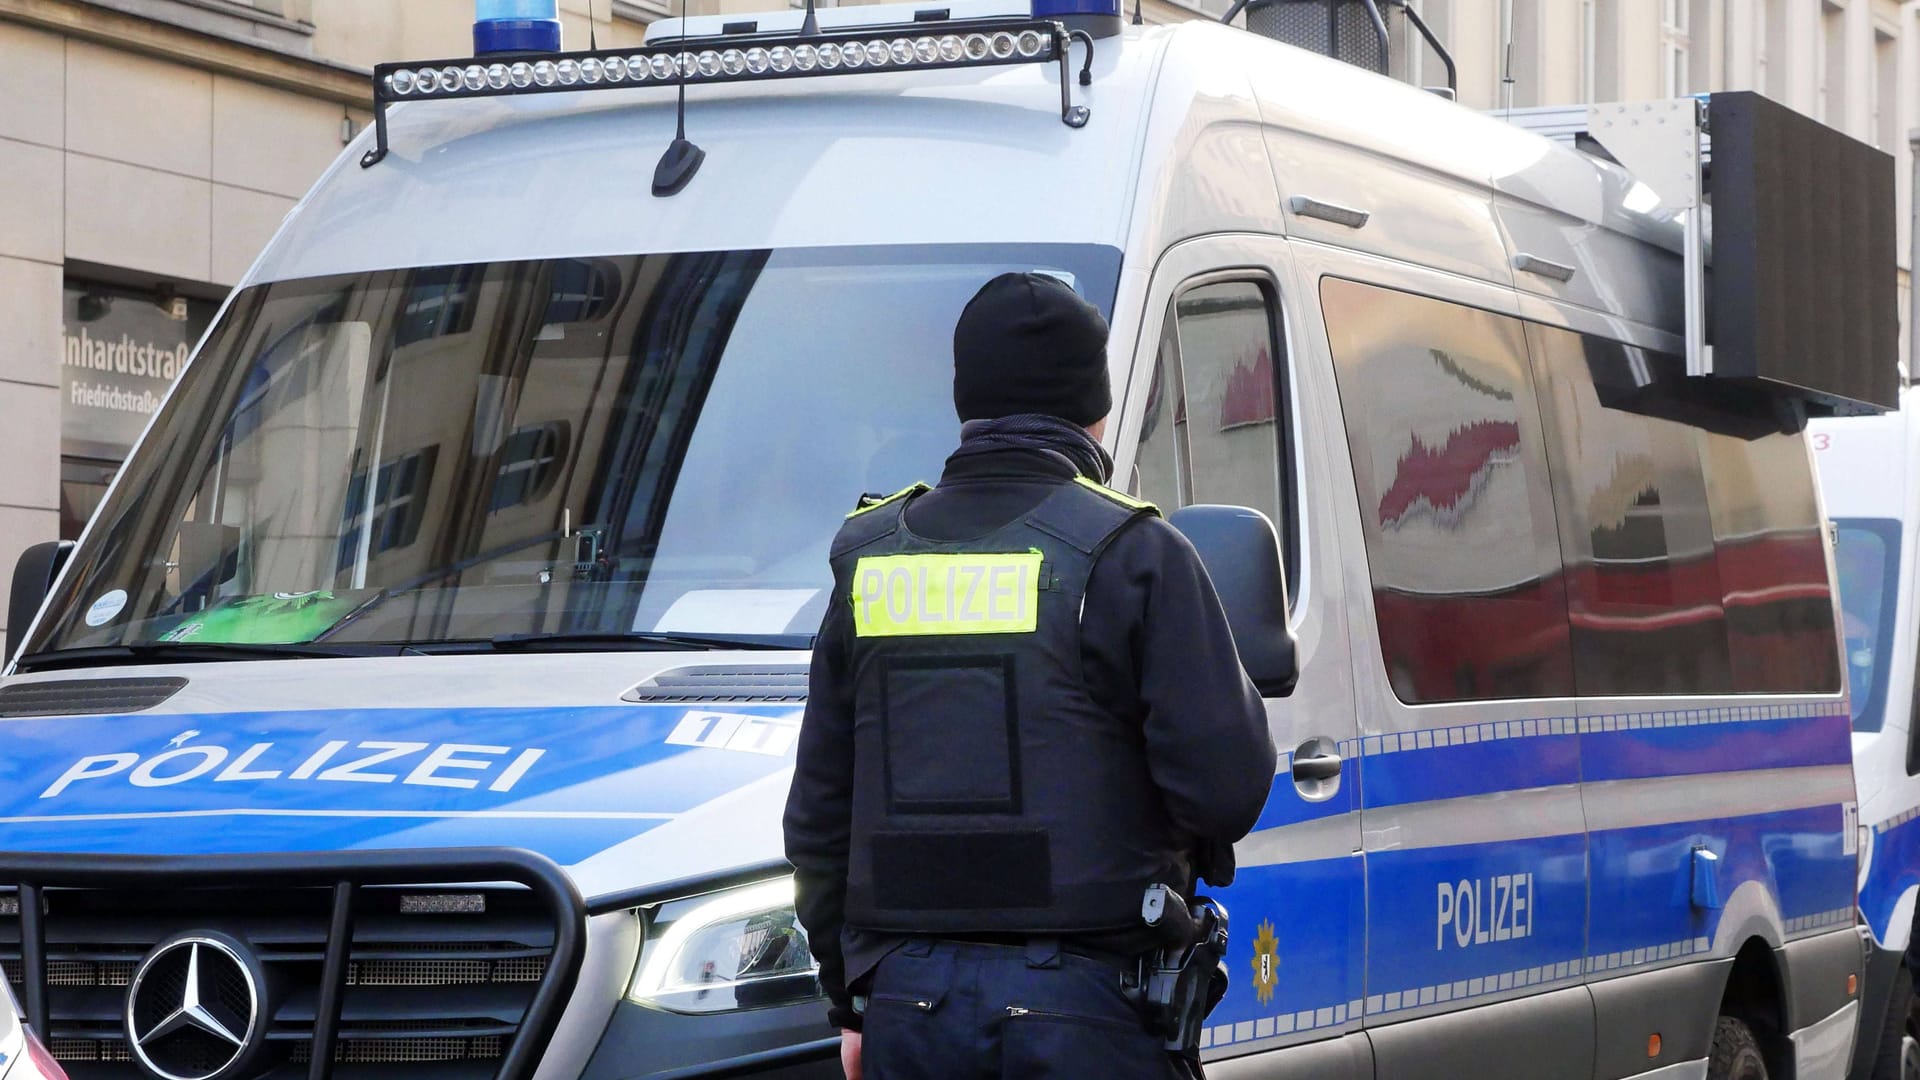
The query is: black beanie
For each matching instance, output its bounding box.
[953,272,1112,425]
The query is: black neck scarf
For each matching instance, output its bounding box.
[949,413,1114,485]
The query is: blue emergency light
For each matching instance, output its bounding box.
[1030,0,1120,22]
[475,0,563,55]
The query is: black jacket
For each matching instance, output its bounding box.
[782,447,1277,1030]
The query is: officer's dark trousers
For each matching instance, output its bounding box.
[862,939,1185,1080]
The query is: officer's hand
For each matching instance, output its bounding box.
[839,1029,862,1080]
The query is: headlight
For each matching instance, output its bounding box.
[627,876,822,1014]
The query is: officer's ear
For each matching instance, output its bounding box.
[1084,416,1109,440]
[1166,505,1298,697]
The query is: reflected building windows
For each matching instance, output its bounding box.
[1528,327,1731,696]
[337,448,437,573]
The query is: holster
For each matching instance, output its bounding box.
[1137,888,1231,1059]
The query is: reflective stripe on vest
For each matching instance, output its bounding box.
[850,551,1043,637]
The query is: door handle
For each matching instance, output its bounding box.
[1291,749,1342,782]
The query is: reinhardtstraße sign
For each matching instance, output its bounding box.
[61,282,215,460]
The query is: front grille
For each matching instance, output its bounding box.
[2,958,135,987]
[0,850,582,1080]
[291,1021,508,1065]
[50,1038,132,1062]
[348,952,547,987]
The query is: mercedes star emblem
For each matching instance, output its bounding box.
[125,934,261,1080]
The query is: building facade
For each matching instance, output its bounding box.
[0,0,1914,655]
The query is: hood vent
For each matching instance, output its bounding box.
[624,665,808,704]
[0,677,186,718]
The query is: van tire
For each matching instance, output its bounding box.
[1708,1016,1769,1080]
[1868,961,1919,1080]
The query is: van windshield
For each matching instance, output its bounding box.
[23,244,1121,658]
[1834,518,1902,731]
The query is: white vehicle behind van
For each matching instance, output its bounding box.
[0,2,1897,1079]
[1814,389,1920,1080]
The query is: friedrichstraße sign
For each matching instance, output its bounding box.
[60,282,216,460]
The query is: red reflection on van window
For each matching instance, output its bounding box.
[1718,528,1838,693]
[1377,420,1521,527]
[1218,346,1275,430]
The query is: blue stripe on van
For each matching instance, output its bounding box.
[1587,803,1855,962]
[1205,854,1365,1045]
[1581,712,1853,782]
[1351,706,1848,810]
[1363,832,1588,1001]
[1208,801,1856,1056]
[0,704,802,862]
[1860,808,1920,946]
[1359,733,1579,807]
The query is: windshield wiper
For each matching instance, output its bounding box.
[485,631,805,653]
[14,641,387,673]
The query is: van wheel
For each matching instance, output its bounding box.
[1708,1016,1768,1080]
[1869,962,1919,1080]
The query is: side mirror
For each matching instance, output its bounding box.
[9,540,74,659]
[1166,505,1298,696]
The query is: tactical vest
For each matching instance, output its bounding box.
[827,477,1191,935]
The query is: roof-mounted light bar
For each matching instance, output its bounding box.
[360,17,1095,168]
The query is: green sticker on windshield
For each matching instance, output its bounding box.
[160,590,372,645]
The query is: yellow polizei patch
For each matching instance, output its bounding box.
[851,551,1043,637]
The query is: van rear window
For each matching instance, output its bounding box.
[1324,278,1839,704]
[1528,327,1736,697]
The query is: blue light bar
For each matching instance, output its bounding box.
[362,16,1098,168]
[475,0,562,55]
[1031,0,1120,20]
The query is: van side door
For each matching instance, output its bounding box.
[1298,244,1596,1080]
[1116,236,1368,1077]
[1523,309,1861,1079]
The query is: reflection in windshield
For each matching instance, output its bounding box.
[26,245,1120,656]
[1835,519,1901,731]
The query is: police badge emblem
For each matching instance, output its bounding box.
[1251,918,1280,1006]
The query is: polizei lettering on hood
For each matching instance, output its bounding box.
[41,738,547,799]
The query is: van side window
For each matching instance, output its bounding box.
[1528,327,1735,696]
[1321,279,1572,703]
[1175,283,1289,546]
[1133,302,1188,510]
[1134,279,1295,595]
[1699,429,1842,695]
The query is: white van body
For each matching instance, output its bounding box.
[1813,389,1920,1079]
[0,9,1862,1080]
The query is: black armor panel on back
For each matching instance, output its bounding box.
[826,478,1190,934]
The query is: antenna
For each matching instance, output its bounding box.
[588,0,598,50]
[1498,0,1515,116]
[1131,0,1141,27]
[800,0,820,37]
[651,0,705,196]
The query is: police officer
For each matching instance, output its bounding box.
[784,272,1277,1080]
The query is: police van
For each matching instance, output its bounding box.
[1812,389,1920,1080]
[0,0,1897,1078]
